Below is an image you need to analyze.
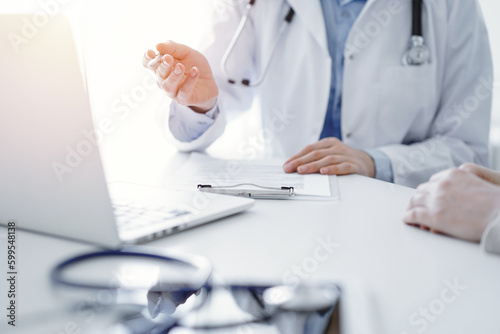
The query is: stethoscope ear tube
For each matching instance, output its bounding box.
[221,0,295,87]
[220,1,255,86]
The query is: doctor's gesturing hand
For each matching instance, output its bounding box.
[282,138,375,177]
[142,41,219,113]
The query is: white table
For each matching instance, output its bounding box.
[1,97,499,333]
[2,164,499,334]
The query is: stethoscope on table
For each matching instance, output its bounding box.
[51,248,341,333]
[222,0,430,87]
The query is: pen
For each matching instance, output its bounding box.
[198,184,294,199]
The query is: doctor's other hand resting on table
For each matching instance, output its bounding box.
[143,0,492,188]
[403,164,500,255]
[282,137,376,178]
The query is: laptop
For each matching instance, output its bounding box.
[0,15,254,248]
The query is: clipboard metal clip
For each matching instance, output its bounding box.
[197,183,295,199]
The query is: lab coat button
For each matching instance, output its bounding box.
[346,132,352,138]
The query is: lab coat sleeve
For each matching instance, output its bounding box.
[364,148,394,183]
[167,101,219,142]
[156,97,225,152]
[378,0,493,188]
[481,214,500,256]
[157,0,258,152]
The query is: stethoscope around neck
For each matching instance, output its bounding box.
[221,0,430,87]
[220,0,296,87]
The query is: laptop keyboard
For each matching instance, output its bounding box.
[112,201,191,232]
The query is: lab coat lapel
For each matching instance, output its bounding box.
[355,0,379,23]
[286,0,328,52]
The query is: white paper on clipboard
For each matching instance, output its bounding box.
[165,153,339,200]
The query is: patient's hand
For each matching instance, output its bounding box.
[403,167,500,242]
[460,163,500,186]
[143,41,218,113]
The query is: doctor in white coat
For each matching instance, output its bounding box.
[143,0,492,188]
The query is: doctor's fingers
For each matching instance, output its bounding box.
[294,154,348,174]
[143,49,158,69]
[160,63,186,99]
[284,138,343,164]
[176,67,200,105]
[318,162,359,176]
[155,55,175,86]
[284,148,340,173]
[156,41,191,60]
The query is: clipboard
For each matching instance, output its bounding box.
[169,153,339,201]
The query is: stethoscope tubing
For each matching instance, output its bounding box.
[412,0,423,37]
[51,248,213,292]
[221,0,295,87]
[222,0,426,87]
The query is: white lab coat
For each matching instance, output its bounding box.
[158,0,493,188]
[482,216,500,256]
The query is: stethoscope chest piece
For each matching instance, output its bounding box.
[402,0,430,66]
[402,35,430,66]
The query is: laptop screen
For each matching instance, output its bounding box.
[0,15,121,247]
